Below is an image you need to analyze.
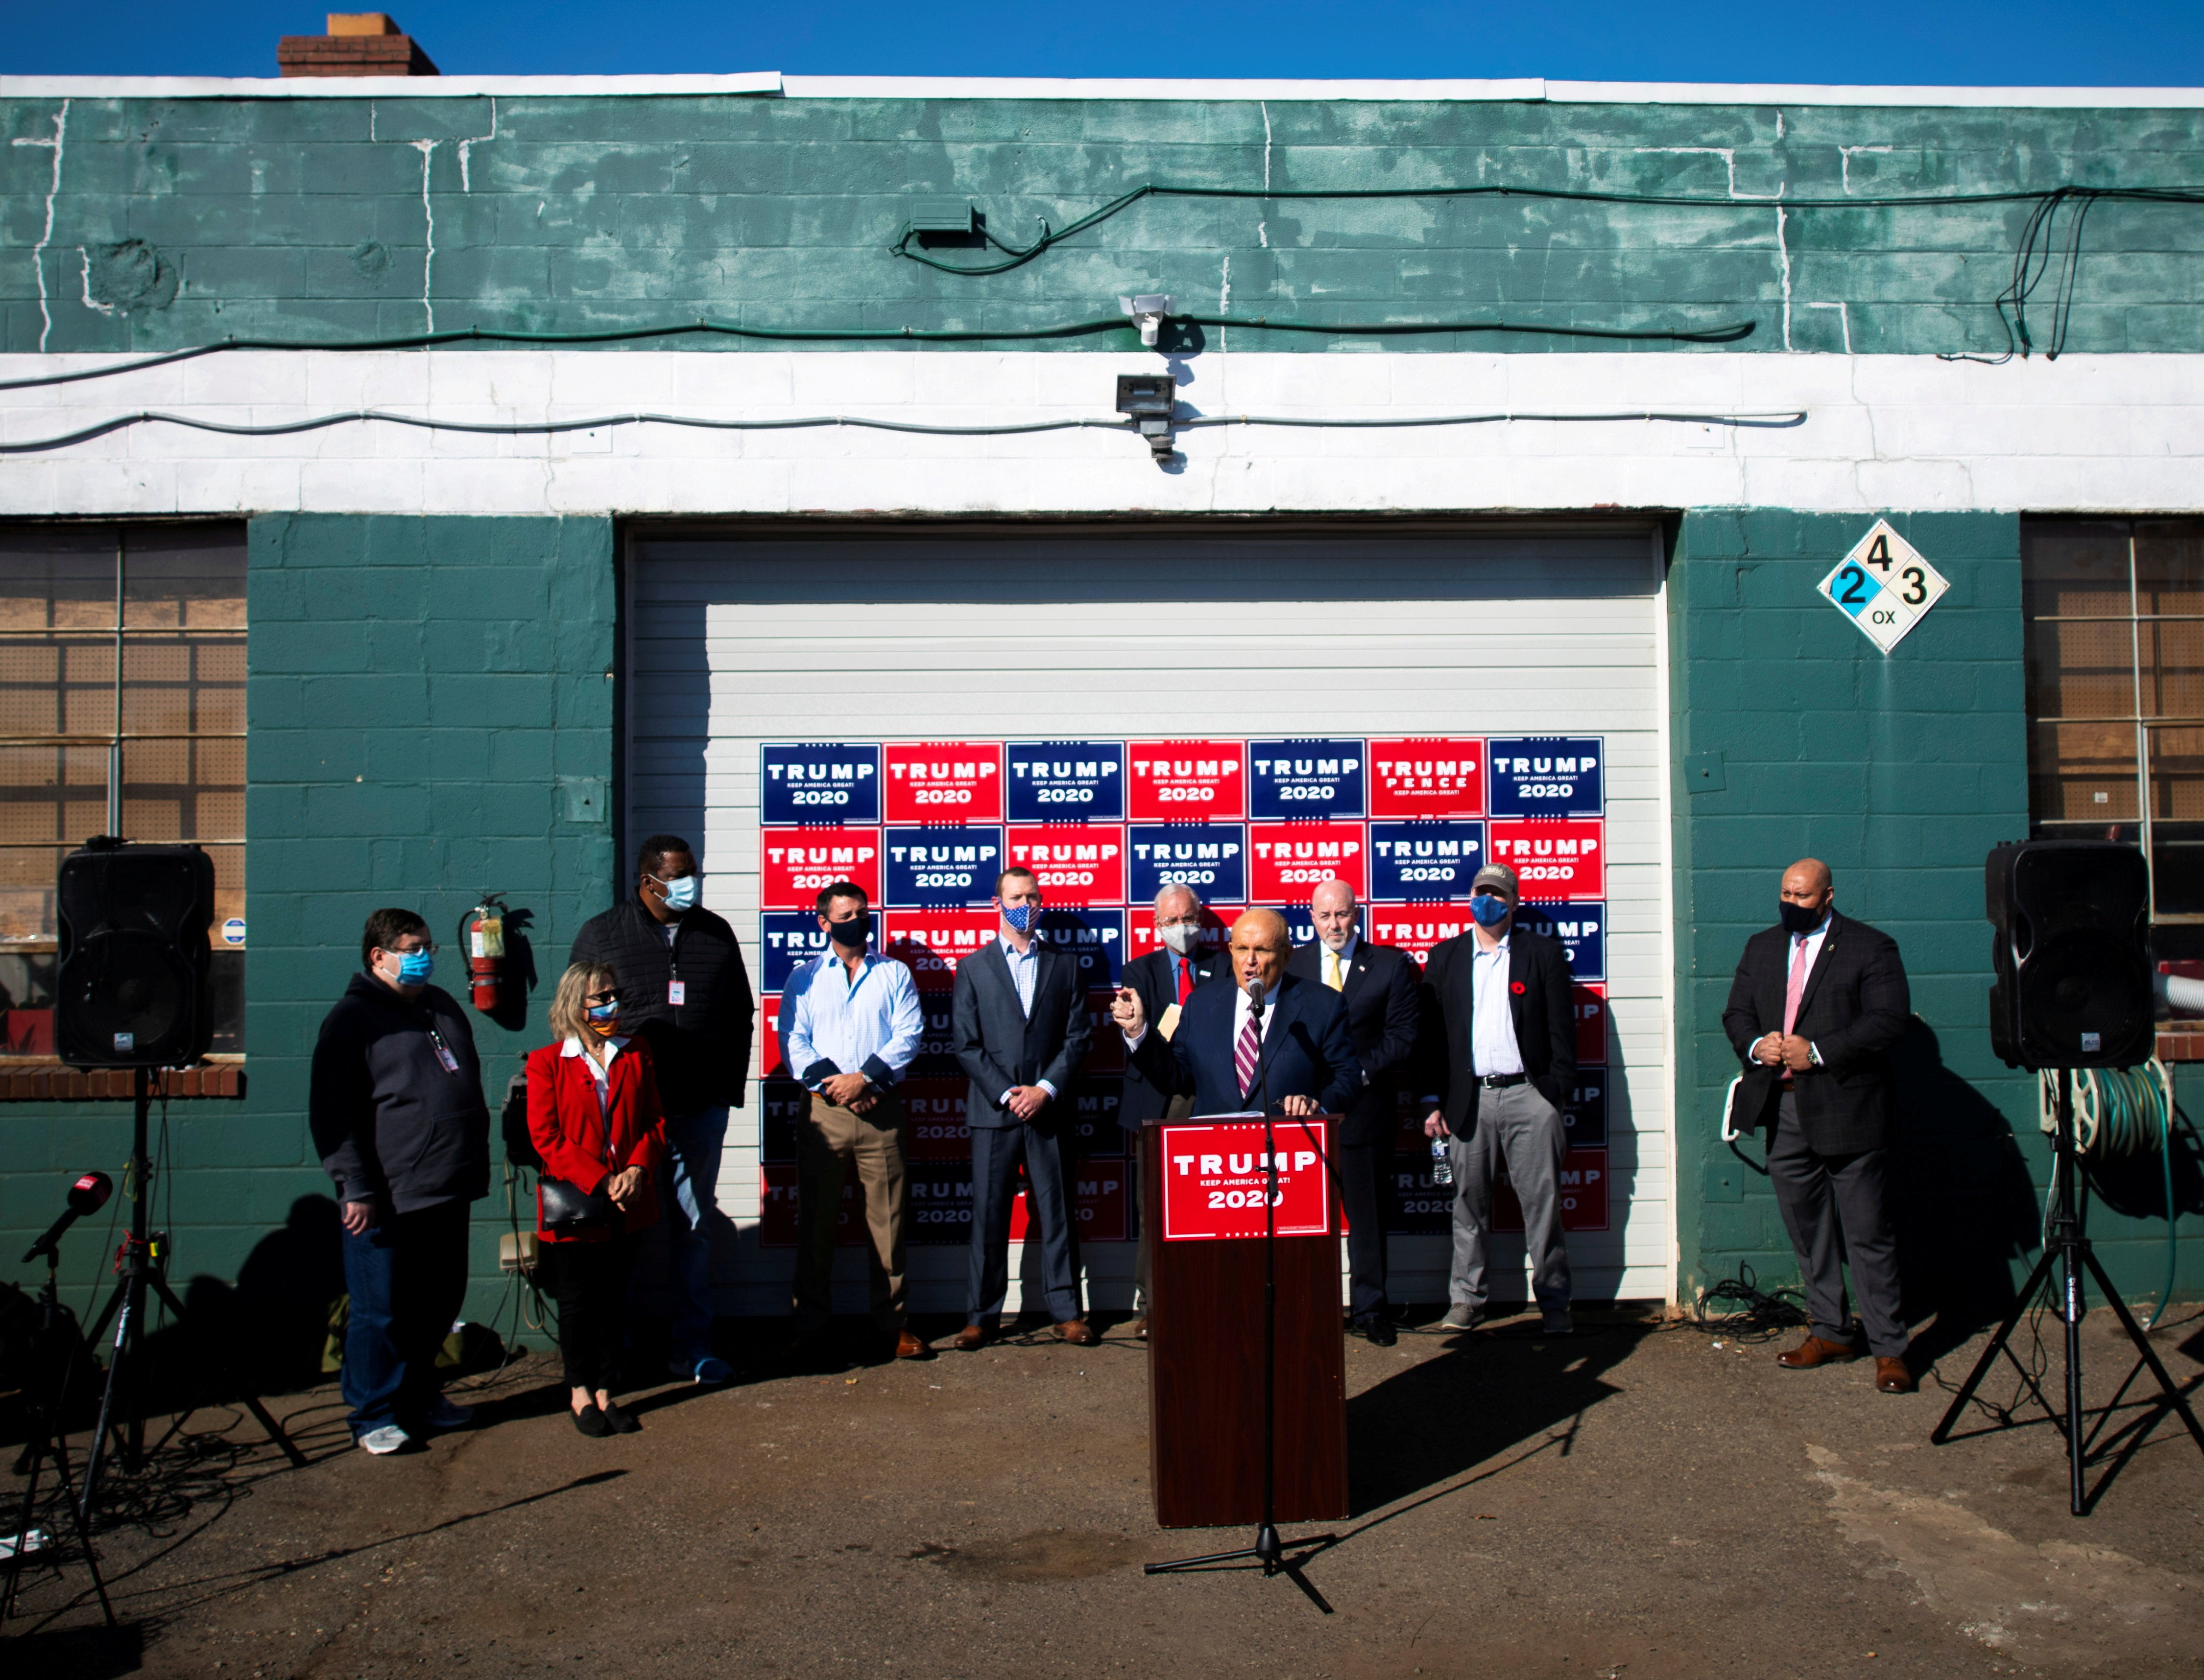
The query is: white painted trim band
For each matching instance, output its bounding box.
[8,71,2204,108]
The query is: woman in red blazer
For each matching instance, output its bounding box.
[527,961,669,1437]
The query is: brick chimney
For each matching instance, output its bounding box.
[277,13,440,76]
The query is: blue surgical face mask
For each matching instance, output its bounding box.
[1001,901,1037,933]
[1468,894,1512,930]
[656,873,699,913]
[393,949,434,985]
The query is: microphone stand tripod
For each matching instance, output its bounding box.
[75,1066,306,1520]
[1931,1065,2204,1514]
[1145,977,1337,1610]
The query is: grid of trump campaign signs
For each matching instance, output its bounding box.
[753,737,1610,1249]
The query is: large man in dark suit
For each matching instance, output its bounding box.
[951,866,1095,1349]
[1115,884,1226,1333]
[1113,908,1361,1120]
[1421,862,1579,1335]
[1287,879,1421,1345]
[1721,857,1915,1392]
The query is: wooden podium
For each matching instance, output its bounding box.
[1145,1116,1348,1529]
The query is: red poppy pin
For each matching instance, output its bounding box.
[1510,980,1527,995]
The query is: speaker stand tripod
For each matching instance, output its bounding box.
[75,1066,307,1519]
[1931,1065,2204,1514]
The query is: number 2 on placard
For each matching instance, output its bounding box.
[1833,566,1869,605]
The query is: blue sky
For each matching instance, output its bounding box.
[10,1,2204,83]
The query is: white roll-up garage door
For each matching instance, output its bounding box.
[626,525,1674,1313]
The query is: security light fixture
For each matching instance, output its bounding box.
[910,197,978,236]
[1116,374,1176,461]
[1118,294,1174,349]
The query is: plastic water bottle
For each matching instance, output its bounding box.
[1430,1135,1453,1186]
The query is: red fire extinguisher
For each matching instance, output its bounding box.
[460,894,509,1013]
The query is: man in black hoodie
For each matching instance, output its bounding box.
[310,908,490,1454]
[571,835,755,1384]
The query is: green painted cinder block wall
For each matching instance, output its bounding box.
[1667,509,2201,1324]
[5,93,2204,357]
[0,515,617,1329]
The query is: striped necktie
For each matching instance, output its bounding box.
[1234,1007,1261,1099]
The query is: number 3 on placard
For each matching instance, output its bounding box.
[1900,566,1927,605]
[1833,566,1869,606]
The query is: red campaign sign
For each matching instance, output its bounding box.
[1247,823,1366,901]
[884,741,1004,825]
[1127,740,1247,822]
[900,1078,972,1161]
[758,1161,865,1248]
[1011,1159,1131,1243]
[1487,819,1604,900]
[1006,825,1125,907]
[1493,1147,1610,1233]
[1574,982,1607,1066]
[883,908,1001,992]
[760,828,882,912]
[1367,737,1485,820]
[1158,1120,1335,1241]
[1126,905,1243,961]
[1365,903,1477,967]
[759,994,788,1078]
[1080,991,1126,1075]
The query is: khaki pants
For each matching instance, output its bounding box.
[794,1091,909,1333]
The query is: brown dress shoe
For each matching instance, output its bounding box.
[952,1323,988,1351]
[893,1328,927,1359]
[1128,1317,1147,1342]
[1776,1334,1863,1370]
[1875,1357,1917,1394]
[1052,1319,1099,1347]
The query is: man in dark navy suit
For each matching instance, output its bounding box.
[951,866,1094,1350]
[1111,908,1360,1120]
[1287,879,1422,1345]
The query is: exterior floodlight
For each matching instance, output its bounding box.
[1115,374,1176,461]
[1118,294,1175,349]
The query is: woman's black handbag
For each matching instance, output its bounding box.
[537,1175,618,1231]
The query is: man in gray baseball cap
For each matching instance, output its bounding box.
[1417,860,1580,1334]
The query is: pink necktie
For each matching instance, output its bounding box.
[1235,1009,1261,1099]
[1783,936,1809,1035]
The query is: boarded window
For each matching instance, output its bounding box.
[0,525,245,1056]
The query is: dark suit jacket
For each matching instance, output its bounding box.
[1115,945,1226,1130]
[1284,939,1421,1147]
[1127,970,1361,1118]
[1721,911,1910,1154]
[951,938,1091,1129]
[1422,927,1577,1132]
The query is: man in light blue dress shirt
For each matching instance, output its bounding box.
[781,880,927,1360]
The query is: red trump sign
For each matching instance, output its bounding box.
[1367,737,1485,819]
[884,741,1004,824]
[1006,825,1126,906]
[1128,740,1247,822]
[1158,1120,1335,1240]
[1487,819,1604,900]
[1248,823,1366,900]
[759,828,882,911]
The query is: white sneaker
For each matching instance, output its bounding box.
[1439,1305,1483,1332]
[357,1425,409,1456]
[420,1397,474,1432]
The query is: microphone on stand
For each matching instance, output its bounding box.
[1246,977,1266,1018]
[23,1170,112,1264]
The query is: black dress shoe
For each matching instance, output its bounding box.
[572,1404,612,1438]
[602,1400,641,1434]
[1356,1317,1398,1347]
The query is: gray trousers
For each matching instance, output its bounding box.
[1767,1090,1908,1357]
[1447,1081,1571,1314]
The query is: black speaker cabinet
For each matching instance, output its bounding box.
[55,839,216,1069]
[1986,840,2153,1070]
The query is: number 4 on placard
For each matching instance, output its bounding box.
[1816,519,1950,654]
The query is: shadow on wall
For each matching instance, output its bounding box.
[173,1193,346,1398]
[1886,1017,2041,1367]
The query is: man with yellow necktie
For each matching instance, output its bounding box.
[1285,879,1424,1344]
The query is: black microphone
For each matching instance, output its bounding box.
[23,1170,112,1263]
[1246,977,1266,1017]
